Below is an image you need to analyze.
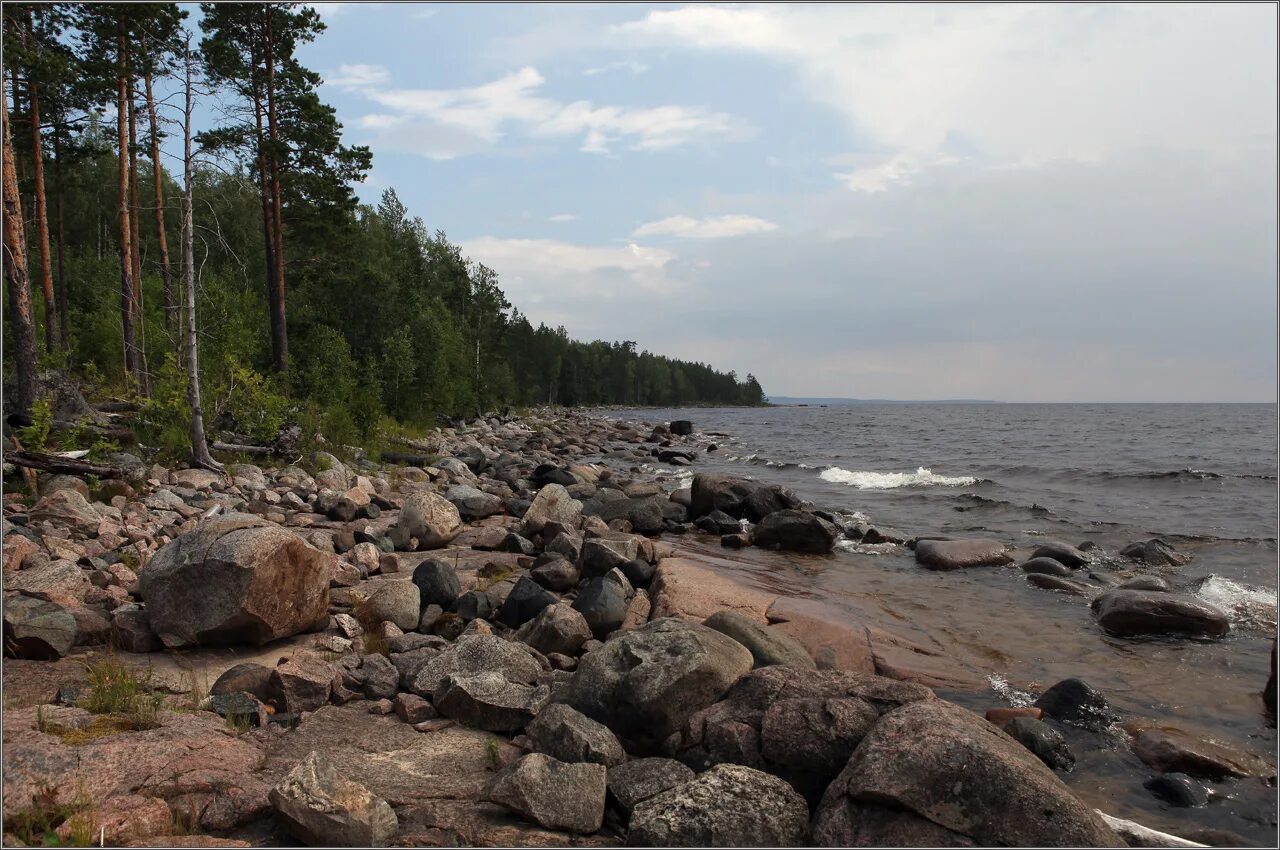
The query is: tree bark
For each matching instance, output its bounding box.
[23,13,57,353]
[143,64,174,335]
[3,74,38,414]
[52,121,68,348]
[126,57,147,390]
[116,20,140,385]
[7,451,124,479]
[264,7,287,373]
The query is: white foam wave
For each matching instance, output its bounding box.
[1195,575,1278,629]
[987,674,1036,708]
[819,465,979,489]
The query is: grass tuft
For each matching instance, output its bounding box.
[78,653,163,730]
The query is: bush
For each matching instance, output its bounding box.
[16,396,53,450]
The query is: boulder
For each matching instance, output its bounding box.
[703,610,816,669]
[752,510,838,554]
[1120,539,1191,567]
[391,492,462,550]
[628,764,810,847]
[620,558,656,588]
[358,653,400,700]
[1125,722,1269,779]
[445,484,503,520]
[211,662,273,701]
[449,590,496,623]
[1118,576,1171,592]
[812,699,1121,847]
[3,596,77,659]
[1091,590,1229,638]
[520,484,582,537]
[266,650,337,714]
[1020,557,1074,577]
[356,581,421,632]
[1033,678,1120,731]
[412,559,462,609]
[668,420,694,436]
[546,531,583,563]
[514,603,592,657]
[580,537,639,578]
[565,617,755,754]
[393,692,436,725]
[487,753,606,834]
[269,751,398,846]
[433,671,549,732]
[1026,574,1092,595]
[111,604,161,653]
[495,577,559,629]
[7,559,91,606]
[914,538,1012,570]
[139,517,330,648]
[606,758,695,815]
[409,634,541,696]
[1001,716,1075,771]
[29,489,101,536]
[526,703,625,767]
[1031,541,1091,568]
[1143,773,1209,808]
[55,795,171,846]
[571,576,630,640]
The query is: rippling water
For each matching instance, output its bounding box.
[604,403,1278,844]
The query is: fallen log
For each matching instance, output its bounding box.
[6,450,124,479]
[5,413,135,444]
[379,450,432,468]
[211,441,274,458]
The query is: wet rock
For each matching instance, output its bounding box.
[690,473,793,521]
[1033,678,1120,731]
[521,484,583,537]
[433,671,549,732]
[487,753,606,834]
[357,581,421,632]
[514,603,592,657]
[526,703,625,767]
[212,662,273,701]
[1091,589,1229,638]
[606,758,695,815]
[410,633,541,696]
[139,517,330,648]
[566,617,754,754]
[571,576,630,640]
[266,650,337,714]
[1020,557,1075,577]
[1126,722,1268,779]
[861,524,908,545]
[628,763,810,847]
[696,509,742,535]
[1119,576,1171,592]
[496,576,559,629]
[1001,716,1075,771]
[703,610,815,669]
[720,532,750,549]
[1026,573,1093,595]
[269,751,398,846]
[1120,539,1191,567]
[812,699,1120,847]
[752,510,839,554]
[391,491,462,550]
[3,596,77,659]
[915,538,1013,570]
[669,420,694,436]
[1143,773,1209,807]
[580,537,639,578]
[1031,541,1091,568]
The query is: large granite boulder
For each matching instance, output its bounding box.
[356,581,421,632]
[445,484,503,520]
[409,634,541,696]
[689,473,798,521]
[269,751,398,846]
[703,610,816,670]
[527,703,625,767]
[628,764,810,846]
[433,672,549,732]
[138,516,330,648]
[1120,539,1191,567]
[914,538,1012,570]
[751,510,839,554]
[521,484,582,537]
[514,603,592,658]
[487,753,606,834]
[411,559,462,608]
[565,617,754,754]
[1091,589,1229,638]
[606,758,695,816]
[3,595,77,659]
[812,699,1121,847]
[390,492,462,550]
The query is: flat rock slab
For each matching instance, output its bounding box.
[765,597,874,674]
[915,539,1013,570]
[649,558,776,622]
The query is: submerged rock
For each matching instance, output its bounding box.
[1031,541,1091,568]
[914,538,1012,570]
[1143,773,1209,808]
[1120,539,1191,567]
[1001,716,1075,772]
[1033,678,1120,732]
[1091,589,1229,638]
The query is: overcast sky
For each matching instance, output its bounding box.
[297,2,1276,402]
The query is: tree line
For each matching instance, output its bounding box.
[2,3,767,463]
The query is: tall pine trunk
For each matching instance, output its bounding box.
[116,20,140,385]
[264,9,287,373]
[127,63,147,389]
[3,74,38,414]
[144,64,175,335]
[23,13,57,352]
[52,122,68,348]
[252,88,280,369]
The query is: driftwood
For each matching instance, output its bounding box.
[5,412,135,444]
[379,450,431,468]
[1095,812,1206,848]
[211,441,274,458]
[6,450,124,479]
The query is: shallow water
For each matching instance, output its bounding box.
[603,403,1279,844]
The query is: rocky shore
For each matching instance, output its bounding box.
[3,408,1275,847]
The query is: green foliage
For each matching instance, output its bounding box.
[2,781,92,848]
[17,396,53,451]
[219,358,289,443]
[78,654,163,729]
[136,354,191,458]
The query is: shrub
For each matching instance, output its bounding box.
[16,396,53,451]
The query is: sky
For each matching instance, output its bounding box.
[287,2,1274,402]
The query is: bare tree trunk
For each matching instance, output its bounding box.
[3,75,38,414]
[52,122,68,348]
[264,7,287,373]
[144,64,174,335]
[116,20,140,386]
[127,62,147,391]
[252,89,279,368]
[23,14,57,353]
[181,40,220,472]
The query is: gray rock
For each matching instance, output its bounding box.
[1026,574,1093,595]
[391,491,462,550]
[1002,716,1076,771]
[359,653,400,700]
[410,633,541,696]
[620,558,656,588]
[3,596,76,659]
[1031,541,1091,568]
[266,650,338,714]
[606,758,695,815]
[702,610,816,670]
[445,484,502,520]
[581,537,639,578]
[752,510,839,554]
[1020,557,1075,577]
[1118,576,1170,592]
[487,753,606,834]
[357,581,421,632]
[530,556,581,593]
[1143,773,1209,808]
[411,559,461,608]
[1033,678,1120,731]
[521,484,583,537]
[566,617,754,754]
[1091,589,1229,638]
[914,538,1012,570]
[433,671,548,732]
[450,590,496,622]
[571,577,629,640]
[211,662,273,701]
[7,559,90,604]
[269,751,398,846]
[109,604,161,653]
[1120,538,1191,567]
[514,603,592,657]
[546,531,583,563]
[527,703,625,767]
[628,763,810,847]
[495,576,559,629]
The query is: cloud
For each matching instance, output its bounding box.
[343,66,748,157]
[459,237,680,300]
[583,60,649,77]
[327,64,391,90]
[632,214,778,239]
[833,153,961,193]
[547,213,578,222]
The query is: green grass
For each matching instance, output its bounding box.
[78,654,163,730]
[3,782,93,847]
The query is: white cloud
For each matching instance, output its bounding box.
[343,66,747,157]
[460,237,680,298]
[547,213,578,222]
[583,60,649,77]
[834,153,961,193]
[327,64,391,90]
[632,214,778,239]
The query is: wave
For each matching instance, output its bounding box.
[1045,467,1276,483]
[820,465,981,490]
[1194,575,1278,629]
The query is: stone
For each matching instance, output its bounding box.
[1120,539,1191,567]
[669,420,693,436]
[433,671,548,732]
[1143,773,1209,808]
[648,558,775,623]
[1033,678,1120,731]
[29,489,101,536]
[620,558,656,588]
[526,703,625,767]
[139,517,330,648]
[1031,541,1091,568]
[357,581,421,632]
[449,590,496,622]
[1126,722,1268,779]
[411,559,462,609]
[628,764,810,847]
[392,492,462,550]
[110,604,161,653]
[496,576,559,629]
[520,484,583,537]
[1267,639,1277,716]
[359,653,400,700]
[703,610,816,669]
[1001,716,1075,771]
[55,795,171,845]
[812,699,1120,847]
[571,576,629,640]
[7,559,90,606]
[269,751,398,846]
[393,692,436,724]
[211,662,273,701]
[1091,589,1229,638]
[690,473,796,521]
[210,692,270,728]
[487,753,606,834]
[3,596,76,659]
[606,758,695,815]
[580,537,639,578]
[1020,556,1075,577]
[914,538,1013,570]
[565,617,754,754]
[410,634,541,696]
[545,531,583,564]
[445,484,503,520]
[1119,575,1171,592]
[514,603,592,657]
[530,557,580,592]
[266,651,337,714]
[1026,573,1093,594]
[752,510,839,554]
